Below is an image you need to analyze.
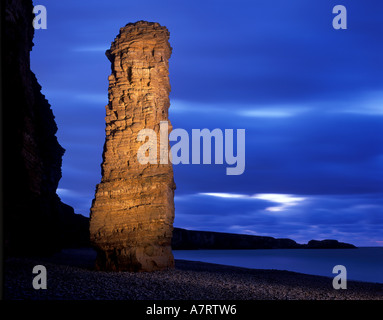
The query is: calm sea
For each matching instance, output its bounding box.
[173,247,383,283]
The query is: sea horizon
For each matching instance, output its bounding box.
[173,247,383,284]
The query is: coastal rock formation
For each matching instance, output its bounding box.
[305,239,356,249]
[3,0,82,255]
[90,21,176,271]
[171,228,356,249]
[172,228,301,250]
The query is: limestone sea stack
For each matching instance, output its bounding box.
[90,21,176,272]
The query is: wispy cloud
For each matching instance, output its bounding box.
[175,193,383,246]
[329,91,383,116]
[72,46,108,53]
[238,107,310,118]
[199,192,306,212]
[171,99,311,118]
[200,192,248,199]
[57,188,79,197]
[252,193,306,212]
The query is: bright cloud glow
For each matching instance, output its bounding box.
[239,107,310,118]
[57,188,78,197]
[252,193,306,212]
[199,192,306,212]
[200,193,248,199]
[171,99,310,118]
[331,91,383,116]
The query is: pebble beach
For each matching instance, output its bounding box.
[4,248,383,300]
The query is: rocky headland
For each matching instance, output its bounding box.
[172,228,356,249]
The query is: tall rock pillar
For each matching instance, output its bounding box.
[90,21,176,271]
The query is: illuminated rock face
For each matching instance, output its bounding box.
[90,21,175,272]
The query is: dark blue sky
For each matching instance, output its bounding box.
[31,0,383,246]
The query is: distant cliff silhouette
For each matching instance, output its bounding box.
[171,228,356,249]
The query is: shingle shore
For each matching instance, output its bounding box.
[4,249,383,300]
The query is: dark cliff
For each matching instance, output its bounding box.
[171,228,356,249]
[3,0,88,254]
[305,239,356,249]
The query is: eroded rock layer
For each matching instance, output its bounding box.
[90,21,175,271]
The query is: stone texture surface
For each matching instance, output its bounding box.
[90,21,176,272]
[3,0,83,255]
